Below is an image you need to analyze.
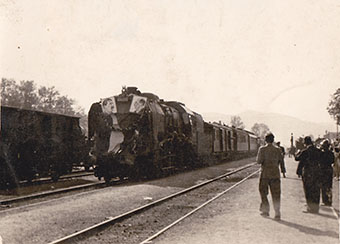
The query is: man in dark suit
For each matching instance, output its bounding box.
[257,133,286,220]
[295,136,321,213]
[319,140,334,206]
[277,141,285,157]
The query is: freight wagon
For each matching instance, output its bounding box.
[0,105,86,188]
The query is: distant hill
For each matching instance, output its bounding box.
[202,110,335,147]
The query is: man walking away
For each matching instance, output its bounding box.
[257,133,286,220]
[295,136,321,213]
[320,140,334,206]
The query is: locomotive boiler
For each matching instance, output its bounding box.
[88,87,259,183]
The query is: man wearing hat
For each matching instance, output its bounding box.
[295,136,322,213]
[319,140,334,206]
[257,133,286,220]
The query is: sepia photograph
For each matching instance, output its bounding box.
[0,0,339,243]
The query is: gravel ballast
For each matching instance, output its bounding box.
[0,157,256,244]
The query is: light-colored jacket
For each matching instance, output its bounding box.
[334,151,340,176]
[257,143,286,179]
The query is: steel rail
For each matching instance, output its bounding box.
[0,181,105,206]
[47,162,257,244]
[59,172,94,179]
[139,169,260,244]
[18,172,94,186]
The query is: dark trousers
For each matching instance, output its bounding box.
[320,168,333,205]
[302,172,320,212]
[259,178,281,214]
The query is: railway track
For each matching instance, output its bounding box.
[18,171,94,186]
[48,162,260,244]
[0,181,105,207]
[0,170,101,208]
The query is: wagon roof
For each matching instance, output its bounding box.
[211,122,232,130]
[1,105,80,119]
[164,101,196,115]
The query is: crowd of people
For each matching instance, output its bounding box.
[294,136,339,213]
[257,133,340,219]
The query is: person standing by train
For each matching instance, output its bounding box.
[333,145,340,180]
[277,142,286,178]
[295,136,321,213]
[277,142,285,157]
[257,133,286,220]
[319,140,334,206]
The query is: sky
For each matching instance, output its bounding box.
[1,0,339,127]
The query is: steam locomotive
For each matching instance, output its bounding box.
[0,105,86,189]
[88,87,259,183]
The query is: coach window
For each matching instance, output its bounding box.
[239,134,246,143]
[227,131,232,150]
[215,129,219,140]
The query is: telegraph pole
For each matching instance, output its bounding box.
[337,115,339,141]
[0,82,1,133]
[290,133,294,148]
[289,133,294,157]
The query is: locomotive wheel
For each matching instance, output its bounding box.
[147,164,162,179]
[135,154,162,180]
[128,167,140,181]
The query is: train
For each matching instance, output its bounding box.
[88,87,260,183]
[0,105,87,189]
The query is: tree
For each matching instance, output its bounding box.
[251,123,270,139]
[327,88,340,125]
[230,116,245,129]
[1,78,21,108]
[18,80,39,110]
[1,78,84,117]
[1,79,40,110]
[36,86,60,112]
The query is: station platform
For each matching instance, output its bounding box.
[156,157,340,244]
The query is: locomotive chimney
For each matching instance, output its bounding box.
[126,87,141,95]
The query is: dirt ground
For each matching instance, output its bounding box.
[0,157,256,244]
[154,157,339,244]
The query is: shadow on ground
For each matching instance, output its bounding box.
[275,219,338,239]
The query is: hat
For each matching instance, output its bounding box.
[304,136,312,145]
[265,133,274,143]
[321,139,330,148]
